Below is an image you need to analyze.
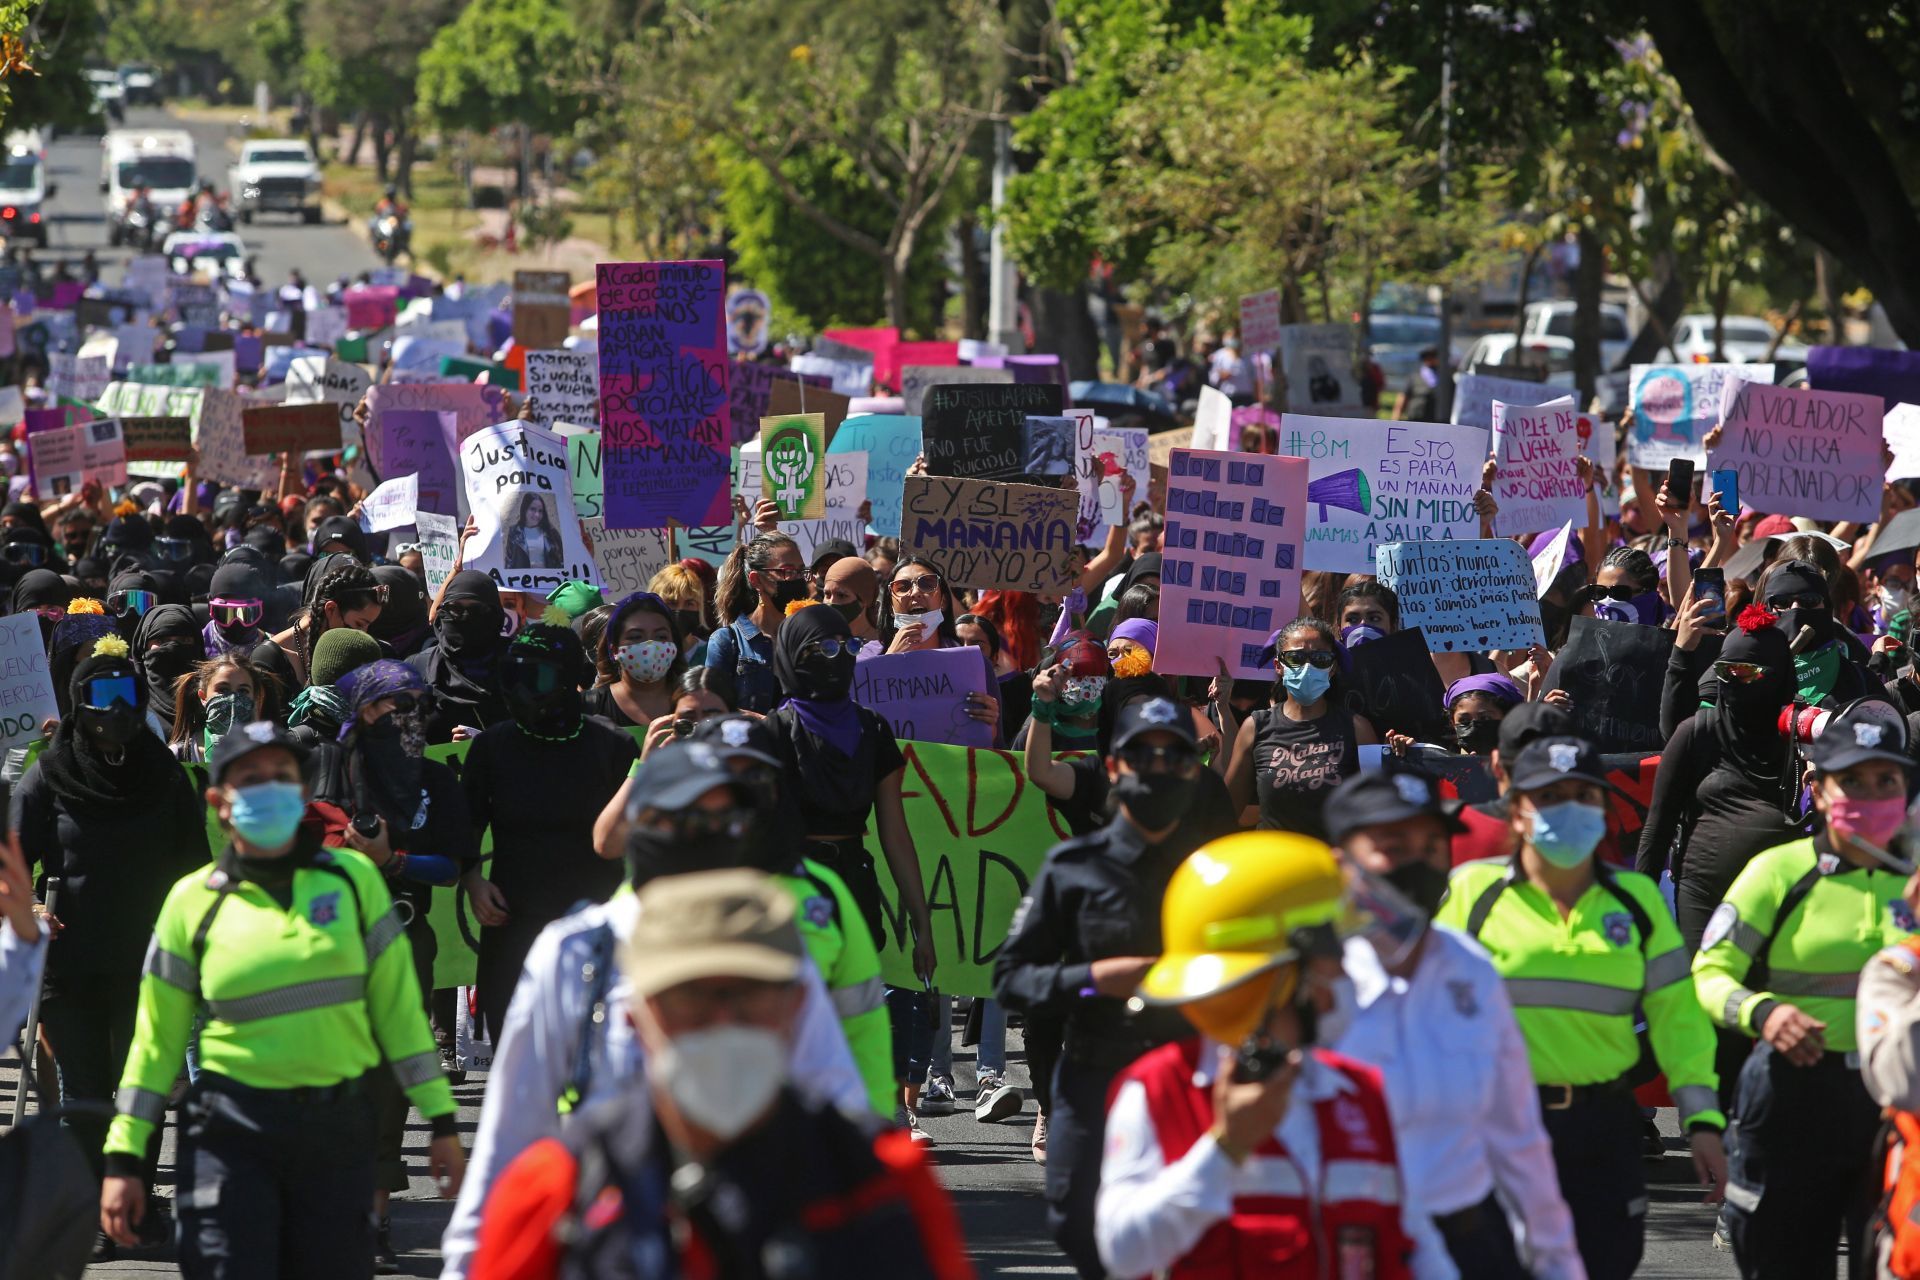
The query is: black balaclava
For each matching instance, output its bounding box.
[2,500,46,536]
[1715,603,1796,779]
[107,569,162,640]
[1763,559,1833,650]
[135,603,204,725]
[369,564,430,655]
[207,562,269,648]
[436,570,508,662]
[501,620,590,740]
[771,603,857,703]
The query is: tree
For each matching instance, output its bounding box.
[0,0,101,134]
[302,0,459,196]
[417,0,586,138]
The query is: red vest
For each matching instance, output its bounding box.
[1882,937,1920,1279]
[1118,1038,1414,1280]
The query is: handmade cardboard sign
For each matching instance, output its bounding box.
[1628,362,1774,468]
[1279,413,1486,574]
[759,413,829,520]
[1278,323,1363,414]
[1541,615,1674,753]
[853,648,993,749]
[922,381,1065,483]
[1710,379,1883,523]
[120,415,192,462]
[460,418,599,593]
[897,475,1077,592]
[512,270,572,348]
[241,401,339,455]
[376,409,459,517]
[1375,539,1544,652]
[830,414,920,537]
[1239,289,1282,354]
[524,348,597,433]
[1491,396,1584,535]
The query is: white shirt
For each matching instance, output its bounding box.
[0,916,46,1045]
[438,894,867,1280]
[1096,1045,1456,1280]
[1336,928,1585,1280]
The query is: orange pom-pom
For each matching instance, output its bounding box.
[784,599,813,618]
[66,598,104,616]
[1737,604,1778,634]
[1112,647,1153,678]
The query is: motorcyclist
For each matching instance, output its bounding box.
[371,187,411,261]
[373,186,409,221]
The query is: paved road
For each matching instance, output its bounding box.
[38,106,382,289]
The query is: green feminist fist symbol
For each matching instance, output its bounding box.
[765,422,818,519]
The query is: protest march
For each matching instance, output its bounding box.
[9,7,1920,1280]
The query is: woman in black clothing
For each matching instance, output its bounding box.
[1637,604,1807,949]
[462,615,638,1036]
[582,591,683,729]
[407,570,512,743]
[1223,617,1379,838]
[257,559,386,687]
[368,563,432,660]
[133,603,204,740]
[14,566,69,639]
[12,634,209,1238]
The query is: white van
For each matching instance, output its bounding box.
[101,129,197,247]
[0,130,48,246]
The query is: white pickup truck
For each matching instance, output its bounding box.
[228,138,322,224]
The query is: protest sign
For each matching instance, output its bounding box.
[1806,346,1920,415]
[1491,396,1584,536]
[1157,448,1307,679]
[1376,539,1543,653]
[1532,521,1575,597]
[1278,323,1363,414]
[766,377,848,446]
[1450,372,1559,430]
[922,382,1065,483]
[360,474,418,533]
[415,511,460,597]
[375,409,459,517]
[512,270,572,348]
[791,350,873,398]
[204,389,281,489]
[1279,413,1486,574]
[558,425,602,520]
[128,361,219,388]
[725,287,771,357]
[305,304,347,350]
[1628,362,1775,468]
[1191,385,1233,452]
[461,419,599,593]
[343,286,398,331]
[242,401,339,456]
[867,743,1079,995]
[48,353,109,404]
[112,325,156,372]
[854,648,993,749]
[29,418,126,496]
[169,282,219,328]
[1022,416,1075,479]
[582,517,674,596]
[901,364,1010,418]
[1541,615,1674,753]
[758,413,828,520]
[120,414,192,463]
[830,414,919,537]
[898,475,1077,593]
[1239,290,1282,354]
[1092,426,1150,528]
[523,348,597,433]
[0,612,57,750]
[677,525,737,571]
[1342,628,1452,746]
[0,387,19,429]
[595,260,730,528]
[1888,404,1920,481]
[728,363,828,447]
[285,355,372,452]
[1069,408,1102,541]
[1709,379,1884,524]
[363,383,505,476]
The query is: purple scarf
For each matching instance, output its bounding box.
[782,695,864,759]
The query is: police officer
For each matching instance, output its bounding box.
[99,722,465,1279]
[994,696,1237,1279]
[1436,734,1727,1280]
[1693,701,1916,1278]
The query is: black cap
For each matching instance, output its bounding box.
[1808,700,1912,774]
[688,713,780,768]
[311,515,370,563]
[624,741,740,818]
[1323,771,1467,845]
[1497,700,1575,761]
[1507,735,1611,793]
[1110,696,1198,753]
[208,720,310,786]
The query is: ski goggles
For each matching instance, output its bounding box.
[82,674,139,712]
[210,599,263,628]
[108,589,158,618]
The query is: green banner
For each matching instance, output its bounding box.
[126,362,220,388]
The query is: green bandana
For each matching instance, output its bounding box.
[1793,642,1842,706]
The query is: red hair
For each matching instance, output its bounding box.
[973,590,1040,671]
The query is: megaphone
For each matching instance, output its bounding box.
[1307,468,1371,521]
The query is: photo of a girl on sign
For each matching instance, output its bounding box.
[505,492,563,569]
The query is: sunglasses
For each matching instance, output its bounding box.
[109,589,158,618]
[1118,742,1200,776]
[382,691,426,715]
[757,564,805,581]
[1452,714,1499,729]
[661,804,753,841]
[801,638,854,660]
[2,543,45,566]
[1714,660,1771,685]
[889,574,943,596]
[82,674,138,711]
[210,599,263,627]
[32,605,65,623]
[1574,583,1638,606]
[1766,592,1826,611]
[1276,649,1337,670]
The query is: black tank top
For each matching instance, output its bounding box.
[1251,705,1358,841]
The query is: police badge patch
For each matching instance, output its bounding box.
[1700,902,1739,951]
[309,891,341,927]
[1601,912,1633,947]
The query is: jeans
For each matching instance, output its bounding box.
[929,996,1007,1079]
[885,987,934,1087]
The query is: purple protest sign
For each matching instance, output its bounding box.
[377,409,459,516]
[730,362,829,447]
[362,383,505,475]
[852,646,994,748]
[1006,353,1071,405]
[595,260,731,529]
[23,407,64,436]
[1806,346,1920,415]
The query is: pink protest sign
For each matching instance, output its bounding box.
[1158,447,1307,680]
[1491,396,1584,536]
[343,286,399,331]
[594,260,730,529]
[1711,379,1884,524]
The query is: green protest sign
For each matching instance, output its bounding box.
[558,425,602,521]
[759,412,827,520]
[127,362,220,388]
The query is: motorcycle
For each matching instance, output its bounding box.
[121,204,159,251]
[372,211,410,264]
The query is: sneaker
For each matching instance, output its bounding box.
[1031,1112,1048,1164]
[918,1075,957,1116]
[906,1108,935,1147]
[975,1073,1023,1123]
[374,1216,400,1274]
[1711,1221,1732,1252]
[440,1044,467,1087]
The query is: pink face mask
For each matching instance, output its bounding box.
[1827,795,1906,850]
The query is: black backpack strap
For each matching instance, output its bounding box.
[1750,864,1824,990]
[1462,860,1521,941]
[190,876,238,966]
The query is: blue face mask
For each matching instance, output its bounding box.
[1528,800,1607,867]
[1281,663,1332,706]
[228,780,306,850]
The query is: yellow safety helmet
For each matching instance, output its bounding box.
[1136,831,1346,1044]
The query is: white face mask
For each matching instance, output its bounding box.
[649,1025,787,1140]
[1883,582,1911,612]
[895,608,944,634]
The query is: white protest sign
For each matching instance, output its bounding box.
[29,417,125,496]
[1709,379,1884,524]
[1279,413,1488,574]
[0,386,22,427]
[1490,395,1584,536]
[1531,521,1574,598]
[1628,362,1774,468]
[286,355,372,454]
[460,419,600,593]
[360,473,419,532]
[1451,373,1563,430]
[414,510,460,597]
[1279,323,1363,415]
[583,517,675,597]
[1239,289,1282,354]
[1887,404,1920,481]
[1069,407,1103,542]
[1092,426,1150,527]
[792,352,873,399]
[1376,539,1544,653]
[305,305,348,349]
[1192,384,1233,452]
[0,612,57,749]
[113,325,156,371]
[825,450,867,513]
[524,349,597,432]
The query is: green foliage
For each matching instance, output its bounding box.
[0,0,106,134]
[417,0,587,136]
[517,199,574,254]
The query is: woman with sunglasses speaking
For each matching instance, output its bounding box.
[706,531,808,714]
[1224,617,1379,841]
[12,635,211,1252]
[1637,606,1809,953]
[869,555,1001,732]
